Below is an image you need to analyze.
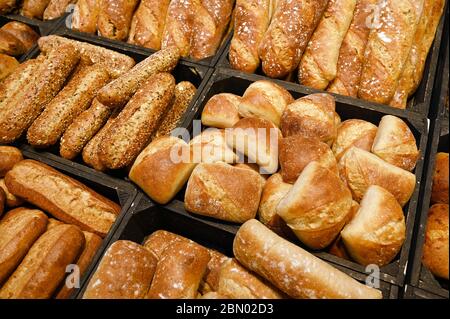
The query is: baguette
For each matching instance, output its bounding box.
[43,0,76,20]
[298,0,357,90]
[0,208,48,285]
[0,146,23,177]
[27,64,110,147]
[233,219,382,299]
[0,44,79,144]
[4,160,121,237]
[98,73,175,169]
[97,0,140,41]
[21,0,51,19]
[96,47,179,109]
[71,0,101,33]
[0,54,19,81]
[0,224,85,299]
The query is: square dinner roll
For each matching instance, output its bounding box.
[189,128,238,164]
[129,136,197,204]
[339,146,416,206]
[201,93,241,128]
[371,115,419,171]
[341,185,406,267]
[277,161,353,249]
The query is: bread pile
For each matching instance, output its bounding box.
[0,0,75,20]
[0,35,197,171]
[229,0,445,109]
[0,146,121,299]
[83,226,382,299]
[130,79,421,268]
[68,0,234,60]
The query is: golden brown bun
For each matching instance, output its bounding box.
[0,208,48,285]
[332,119,378,160]
[0,224,85,299]
[21,0,51,19]
[0,29,25,56]
[338,147,416,207]
[0,1,16,14]
[238,80,294,127]
[71,0,101,34]
[43,0,76,20]
[1,22,39,52]
[371,115,419,171]
[277,161,352,249]
[341,185,406,266]
[431,152,449,204]
[83,240,157,299]
[201,93,241,129]
[200,249,229,294]
[279,135,338,183]
[129,136,196,205]
[0,179,23,207]
[189,129,238,164]
[46,218,63,230]
[280,93,339,145]
[233,219,382,299]
[97,0,139,41]
[422,204,449,280]
[0,146,23,177]
[0,53,19,81]
[185,162,264,223]
[233,163,268,185]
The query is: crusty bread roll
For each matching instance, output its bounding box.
[238,80,294,127]
[97,0,139,41]
[0,224,85,299]
[233,219,382,298]
[0,22,39,52]
[43,0,76,20]
[201,249,229,294]
[21,0,51,19]
[277,161,352,249]
[280,93,339,145]
[0,0,16,14]
[0,178,23,207]
[46,218,63,230]
[0,29,25,56]
[71,0,100,33]
[279,135,338,183]
[234,163,268,184]
[147,241,210,299]
[0,146,23,177]
[332,119,378,160]
[0,208,48,285]
[422,204,449,280]
[298,0,357,90]
[339,147,416,207]
[217,259,285,299]
[371,115,419,171]
[201,93,241,129]
[143,230,194,260]
[341,185,406,266]
[431,152,449,204]
[129,136,197,205]
[190,129,238,164]
[83,240,157,299]
[226,117,282,174]
[0,54,19,81]
[185,162,265,223]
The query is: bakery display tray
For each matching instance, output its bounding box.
[17,149,138,299]
[1,12,65,38]
[217,7,448,119]
[408,117,449,299]
[76,193,399,299]
[403,285,447,299]
[175,68,430,287]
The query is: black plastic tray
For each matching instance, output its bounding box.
[408,116,449,299]
[17,148,138,299]
[217,6,448,118]
[403,285,446,299]
[77,193,399,299]
[177,68,429,287]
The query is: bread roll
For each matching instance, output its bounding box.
[0,0,16,14]
[97,0,139,41]
[431,152,449,204]
[0,54,19,81]
[0,22,39,52]
[226,117,281,174]
[4,160,121,237]
[46,218,63,230]
[147,241,210,299]
[218,259,285,299]
[43,0,76,20]
[298,0,357,89]
[328,235,351,260]
[185,162,264,223]
[229,0,272,73]
[0,208,48,285]
[327,0,378,97]
[259,0,329,78]
[358,0,422,104]
[0,178,23,207]
[190,129,238,164]
[201,249,229,294]
[390,0,446,108]
[143,230,194,260]
[0,146,22,177]
[371,115,419,171]
[83,240,157,299]
[97,47,179,109]
[0,29,25,56]
[0,224,85,299]
[338,147,416,206]
[238,80,294,127]
[341,185,406,266]
[233,219,382,298]
[280,93,339,145]
[277,161,352,249]
[234,162,268,186]
[201,93,241,129]
[71,0,100,33]
[279,135,338,183]
[422,204,449,280]
[332,119,378,160]
[129,136,196,205]
[21,0,51,19]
